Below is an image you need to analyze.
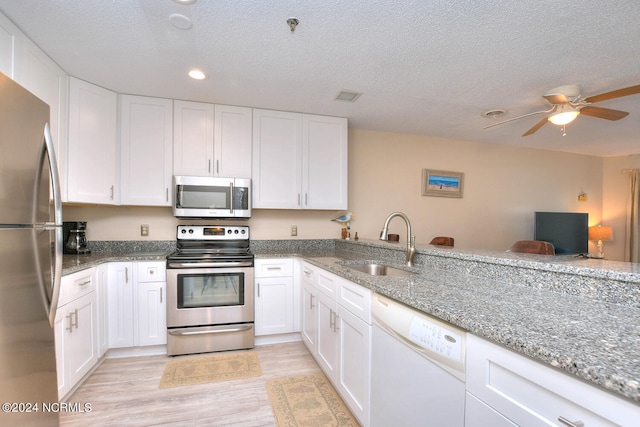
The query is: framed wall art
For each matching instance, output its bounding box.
[421,169,464,198]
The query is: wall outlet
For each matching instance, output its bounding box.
[141,224,149,237]
[291,225,298,236]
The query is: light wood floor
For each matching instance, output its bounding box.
[60,341,322,426]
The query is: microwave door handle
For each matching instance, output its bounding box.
[229,182,234,214]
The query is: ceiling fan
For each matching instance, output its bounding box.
[484,84,640,136]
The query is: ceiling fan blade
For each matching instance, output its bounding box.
[579,106,629,120]
[522,118,548,136]
[584,84,640,103]
[543,93,570,104]
[483,107,555,129]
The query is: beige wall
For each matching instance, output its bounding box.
[64,127,607,256]
[602,154,640,261]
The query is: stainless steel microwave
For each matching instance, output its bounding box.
[173,176,251,219]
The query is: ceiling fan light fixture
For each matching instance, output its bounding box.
[548,106,580,125]
[188,69,207,80]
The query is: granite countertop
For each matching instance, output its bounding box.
[63,239,640,404]
[254,242,640,404]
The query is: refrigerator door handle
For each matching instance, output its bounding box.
[37,123,63,327]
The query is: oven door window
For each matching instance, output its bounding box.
[177,273,244,308]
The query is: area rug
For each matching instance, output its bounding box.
[159,351,262,389]
[266,373,359,426]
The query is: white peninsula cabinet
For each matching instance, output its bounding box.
[107,261,167,353]
[67,77,118,204]
[120,95,173,206]
[252,110,347,210]
[173,101,252,178]
[300,261,372,426]
[465,334,640,427]
[55,268,98,400]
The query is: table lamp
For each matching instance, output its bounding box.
[588,225,613,259]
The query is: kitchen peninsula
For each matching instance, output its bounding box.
[63,237,640,407]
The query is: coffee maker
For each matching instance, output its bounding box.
[63,221,91,255]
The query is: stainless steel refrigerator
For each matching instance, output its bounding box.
[0,72,63,426]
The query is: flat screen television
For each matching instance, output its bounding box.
[534,212,589,255]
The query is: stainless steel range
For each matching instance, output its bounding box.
[166,225,254,356]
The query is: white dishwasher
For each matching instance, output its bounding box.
[371,293,466,427]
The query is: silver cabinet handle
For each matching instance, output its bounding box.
[78,280,91,287]
[166,188,169,202]
[257,282,260,298]
[558,417,584,427]
[125,267,129,283]
[110,185,114,200]
[329,308,335,329]
[208,159,212,173]
[310,294,315,310]
[66,309,78,333]
[305,193,308,206]
[216,159,219,174]
[334,314,340,332]
[160,288,163,304]
[297,193,301,206]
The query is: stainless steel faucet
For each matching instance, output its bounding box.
[379,212,416,266]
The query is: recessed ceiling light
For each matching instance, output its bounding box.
[169,14,192,30]
[335,90,361,102]
[173,0,196,4]
[188,69,207,80]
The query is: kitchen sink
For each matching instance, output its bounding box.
[346,263,416,276]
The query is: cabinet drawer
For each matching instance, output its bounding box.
[338,278,372,324]
[255,258,293,277]
[466,334,640,427]
[136,261,166,282]
[59,268,96,307]
[300,261,317,285]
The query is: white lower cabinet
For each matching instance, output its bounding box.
[136,262,167,346]
[55,268,98,400]
[107,261,166,349]
[299,261,372,426]
[465,333,640,427]
[254,259,296,336]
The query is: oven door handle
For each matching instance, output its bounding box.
[168,324,253,336]
[167,261,254,268]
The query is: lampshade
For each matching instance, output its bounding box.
[588,225,613,241]
[548,106,580,125]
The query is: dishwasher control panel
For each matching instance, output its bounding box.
[408,316,463,360]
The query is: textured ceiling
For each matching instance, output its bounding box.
[1,0,639,157]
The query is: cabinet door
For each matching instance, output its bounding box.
[137,282,167,346]
[66,291,98,387]
[214,104,252,178]
[465,392,517,427]
[107,262,134,348]
[173,100,214,176]
[252,109,302,208]
[302,114,348,210]
[120,95,173,206]
[0,12,21,78]
[16,38,69,201]
[67,77,118,204]
[337,306,371,427]
[316,291,338,381]
[53,307,69,398]
[301,280,317,353]
[255,276,293,336]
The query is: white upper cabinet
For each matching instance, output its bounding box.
[173,100,214,177]
[214,104,252,178]
[252,109,348,210]
[0,12,20,79]
[252,109,303,208]
[120,95,173,206]
[302,114,348,210]
[67,77,118,204]
[173,101,252,178]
